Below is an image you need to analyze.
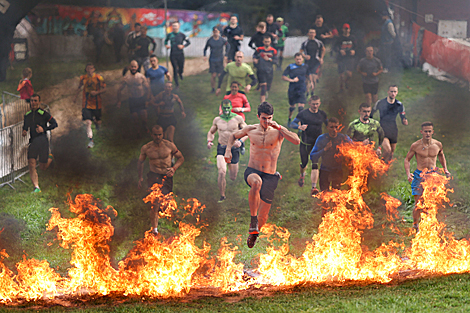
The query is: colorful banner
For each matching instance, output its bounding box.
[27,5,231,38]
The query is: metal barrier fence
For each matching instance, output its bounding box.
[0,92,32,189]
[1,91,30,128]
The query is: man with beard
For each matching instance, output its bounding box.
[223,15,244,62]
[146,55,171,97]
[22,94,58,193]
[224,102,300,248]
[134,26,156,72]
[117,60,151,136]
[347,102,384,155]
[138,125,184,236]
[371,85,408,162]
[152,81,186,142]
[404,121,450,232]
[207,100,247,202]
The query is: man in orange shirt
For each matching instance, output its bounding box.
[74,63,107,148]
[220,81,251,121]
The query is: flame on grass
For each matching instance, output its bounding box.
[258,143,403,285]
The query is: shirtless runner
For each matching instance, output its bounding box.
[207,99,247,202]
[404,121,450,232]
[225,101,300,248]
[138,125,184,235]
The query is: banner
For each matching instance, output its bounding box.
[27,5,231,38]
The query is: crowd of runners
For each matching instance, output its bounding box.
[20,12,450,245]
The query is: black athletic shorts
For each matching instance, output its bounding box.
[28,135,49,164]
[363,82,379,95]
[337,58,354,74]
[209,60,224,74]
[307,61,321,75]
[82,108,102,121]
[381,122,398,144]
[276,46,285,52]
[157,114,177,132]
[257,70,274,86]
[147,171,173,195]
[244,167,281,204]
[319,168,343,192]
[288,86,307,106]
[217,143,240,164]
[129,96,147,114]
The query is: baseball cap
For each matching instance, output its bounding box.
[342,23,350,29]
[276,17,284,22]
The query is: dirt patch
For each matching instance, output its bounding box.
[39,57,211,139]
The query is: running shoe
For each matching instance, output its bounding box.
[218,196,226,203]
[87,140,94,149]
[179,73,183,80]
[287,118,291,128]
[32,187,41,193]
[211,88,215,93]
[298,176,304,187]
[311,187,320,196]
[247,223,259,248]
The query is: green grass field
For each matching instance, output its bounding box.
[1,53,470,311]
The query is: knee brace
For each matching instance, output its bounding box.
[289,106,295,113]
[260,84,267,96]
[298,105,304,113]
[311,163,319,170]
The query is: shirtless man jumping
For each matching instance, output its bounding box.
[224,101,300,248]
[207,99,247,202]
[138,125,184,235]
[404,121,450,232]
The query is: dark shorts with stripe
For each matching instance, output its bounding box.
[28,135,49,164]
[307,61,321,75]
[381,122,398,144]
[157,113,177,132]
[129,96,147,114]
[147,171,173,195]
[363,82,379,95]
[82,108,102,121]
[217,143,240,164]
[244,167,281,204]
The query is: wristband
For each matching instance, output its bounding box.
[241,108,244,112]
[207,140,212,143]
[275,124,281,130]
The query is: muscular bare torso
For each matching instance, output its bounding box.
[141,140,176,174]
[411,138,442,170]
[123,72,148,98]
[246,124,283,174]
[213,115,245,145]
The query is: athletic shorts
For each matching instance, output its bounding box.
[363,83,379,95]
[157,114,177,132]
[411,168,439,196]
[217,143,240,164]
[147,171,173,195]
[381,122,398,144]
[28,135,49,164]
[288,86,307,106]
[276,46,285,52]
[82,108,102,121]
[129,97,147,114]
[319,168,343,192]
[257,70,274,86]
[209,60,224,74]
[337,58,354,74]
[307,61,321,75]
[244,167,281,204]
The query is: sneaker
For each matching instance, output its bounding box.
[211,88,215,93]
[311,188,320,196]
[247,224,259,248]
[265,91,269,100]
[298,176,305,187]
[179,73,183,80]
[87,140,94,149]
[287,118,291,128]
[33,187,41,193]
[218,196,226,203]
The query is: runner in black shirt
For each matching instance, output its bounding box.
[223,16,244,61]
[312,15,333,45]
[334,24,356,91]
[253,36,277,103]
[300,29,325,96]
[282,53,311,126]
[371,85,408,162]
[248,22,274,51]
[289,95,327,195]
[266,14,282,48]
[204,27,229,93]
[165,21,190,87]
[22,94,58,193]
[134,27,156,72]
